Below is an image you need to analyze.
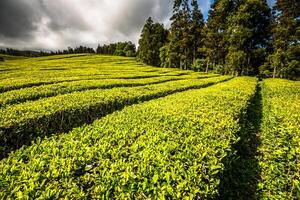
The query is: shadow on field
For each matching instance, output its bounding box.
[218,82,262,200]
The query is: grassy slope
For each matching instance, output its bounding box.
[0,55,221,157]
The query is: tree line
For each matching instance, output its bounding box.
[0,42,136,59]
[96,41,136,57]
[0,46,95,57]
[0,48,48,57]
[137,0,299,79]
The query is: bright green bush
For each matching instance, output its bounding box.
[258,79,300,199]
[191,59,206,72]
[0,74,217,107]
[0,72,186,93]
[0,77,257,199]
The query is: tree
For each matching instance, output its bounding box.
[168,0,193,69]
[159,44,170,68]
[96,45,103,54]
[265,0,300,79]
[180,0,192,69]
[203,0,239,73]
[68,47,74,54]
[168,0,183,68]
[137,17,154,64]
[190,0,205,64]
[151,23,169,66]
[108,44,117,55]
[225,0,271,75]
[124,41,136,57]
[226,49,247,76]
[137,17,168,66]
[97,42,136,57]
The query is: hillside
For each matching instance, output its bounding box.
[0,55,299,199]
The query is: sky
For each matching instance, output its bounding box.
[0,0,275,51]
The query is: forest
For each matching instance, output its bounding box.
[137,0,299,79]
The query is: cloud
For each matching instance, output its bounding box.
[0,0,174,50]
[0,0,39,39]
[0,0,275,50]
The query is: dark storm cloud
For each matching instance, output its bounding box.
[108,0,173,36]
[0,0,39,39]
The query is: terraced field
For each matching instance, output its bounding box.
[0,54,299,199]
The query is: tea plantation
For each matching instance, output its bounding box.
[0,54,299,199]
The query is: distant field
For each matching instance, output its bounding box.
[0,54,299,199]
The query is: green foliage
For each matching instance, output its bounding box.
[190,0,205,62]
[191,58,205,72]
[137,17,168,66]
[114,43,127,56]
[167,0,204,69]
[225,50,247,76]
[0,54,221,155]
[213,64,225,75]
[258,79,300,199]
[124,42,136,57]
[0,77,257,199]
[0,55,161,92]
[263,0,300,79]
[96,42,136,57]
[159,44,170,68]
[0,53,299,198]
[225,0,271,76]
[203,0,238,68]
[259,62,272,77]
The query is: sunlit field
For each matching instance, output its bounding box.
[0,54,299,199]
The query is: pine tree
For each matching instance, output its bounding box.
[267,0,300,79]
[137,17,154,65]
[225,0,271,76]
[168,0,192,69]
[124,42,136,57]
[180,0,191,69]
[204,0,238,73]
[137,17,168,66]
[159,44,170,68]
[169,0,184,68]
[151,22,169,66]
[190,0,204,64]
